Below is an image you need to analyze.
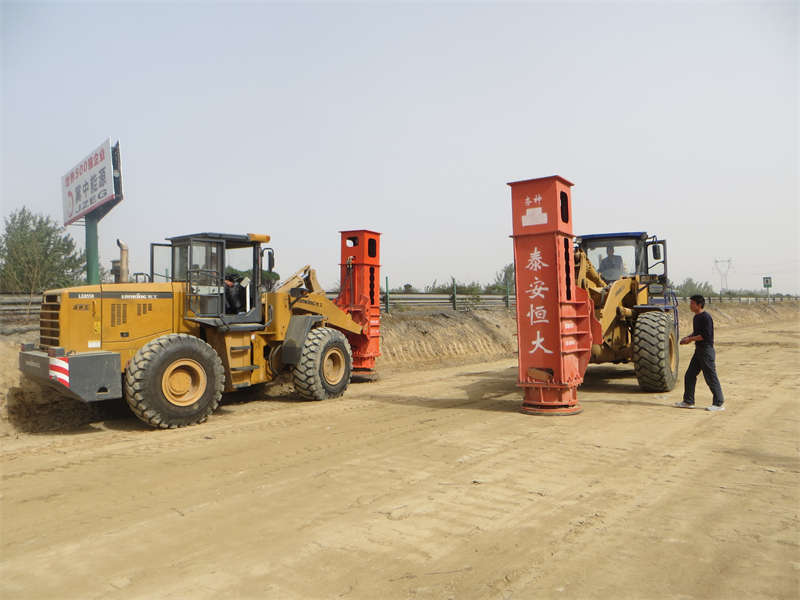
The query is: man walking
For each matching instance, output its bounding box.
[674,295,725,411]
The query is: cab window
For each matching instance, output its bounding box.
[172,244,189,282]
[586,240,637,281]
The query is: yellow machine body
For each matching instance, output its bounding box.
[19,231,378,428]
[37,278,362,393]
[572,232,680,392]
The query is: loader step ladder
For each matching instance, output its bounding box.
[223,331,259,390]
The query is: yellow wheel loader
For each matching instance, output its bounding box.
[574,232,679,392]
[19,230,382,428]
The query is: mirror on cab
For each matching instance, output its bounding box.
[652,244,662,260]
[263,248,275,272]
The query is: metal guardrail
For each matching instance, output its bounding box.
[376,293,514,311]
[375,293,800,311]
[0,295,42,319]
[1,292,797,321]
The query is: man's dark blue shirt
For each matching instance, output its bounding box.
[692,311,714,346]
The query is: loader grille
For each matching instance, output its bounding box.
[111,303,128,327]
[40,294,61,348]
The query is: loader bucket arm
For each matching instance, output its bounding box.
[574,248,637,343]
[276,264,363,335]
[276,265,325,295]
[575,248,607,289]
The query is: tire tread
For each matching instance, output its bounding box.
[123,333,224,429]
[632,311,678,392]
[292,328,352,401]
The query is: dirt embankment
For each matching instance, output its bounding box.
[382,300,800,369]
[1,301,797,434]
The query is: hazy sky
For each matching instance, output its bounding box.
[2,1,798,294]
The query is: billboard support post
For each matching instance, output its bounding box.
[85,213,99,285]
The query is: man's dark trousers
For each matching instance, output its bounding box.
[683,344,724,406]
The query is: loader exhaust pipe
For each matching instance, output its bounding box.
[116,239,129,283]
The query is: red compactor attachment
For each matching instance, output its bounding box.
[508,176,592,415]
[334,230,382,371]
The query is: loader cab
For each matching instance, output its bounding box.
[576,232,667,285]
[150,232,274,325]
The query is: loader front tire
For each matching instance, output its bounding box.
[293,327,352,401]
[124,333,224,429]
[632,311,679,392]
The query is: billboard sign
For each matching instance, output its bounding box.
[763,276,772,289]
[62,138,117,226]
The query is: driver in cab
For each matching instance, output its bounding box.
[224,273,245,314]
[599,245,624,281]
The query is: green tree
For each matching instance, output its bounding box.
[484,263,515,294]
[0,208,85,295]
[674,277,715,297]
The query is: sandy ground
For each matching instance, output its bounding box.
[1,304,798,599]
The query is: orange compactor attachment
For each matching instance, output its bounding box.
[334,230,382,371]
[508,176,592,415]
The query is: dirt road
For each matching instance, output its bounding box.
[1,315,798,599]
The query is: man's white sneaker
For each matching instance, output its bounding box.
[706,405,725,412]
[673,402,695,409]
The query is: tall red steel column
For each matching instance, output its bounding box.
[334,230,382,371]
[508,175,592,415]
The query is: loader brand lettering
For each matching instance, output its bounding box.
[25,360,39,369]
[296,299,323,308]
[102,292,173,299]
[68,291,172,300]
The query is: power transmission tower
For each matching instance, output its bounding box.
[714,258,733,293]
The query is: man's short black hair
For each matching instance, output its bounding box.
[689,294,705,308]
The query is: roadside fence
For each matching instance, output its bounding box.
[2,292,798,322]
[376,293,799,312]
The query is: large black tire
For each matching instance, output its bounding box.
[124,333,224,429]
[633,311,679,392]
[293,327,352,401]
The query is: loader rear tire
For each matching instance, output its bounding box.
[293,327,352,401]
[632,311,679,392]
[124,333,224,429]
